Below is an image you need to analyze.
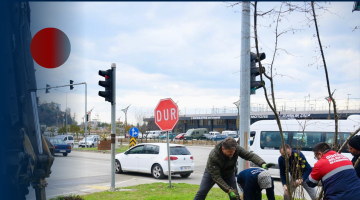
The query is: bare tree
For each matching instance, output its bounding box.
[134,108,149,141]
[253,2,295,199]
[250,2,359,199]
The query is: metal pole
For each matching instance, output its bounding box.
[238,1,251,179]
[111,63,116,191]
[66,92,68,134]
[85,83,87,147]
[167,131,172,188]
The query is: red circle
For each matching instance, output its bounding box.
[31,28,71,69]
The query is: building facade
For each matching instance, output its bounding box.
[144,110,360,133]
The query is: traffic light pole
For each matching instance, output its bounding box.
[238,1,251,186]
[110,63,116,192]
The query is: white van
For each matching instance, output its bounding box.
[54,135,75,147]
[249,115,360,178]
[209,131,221,136]
[222,130,237,136]
[146,130,165,139]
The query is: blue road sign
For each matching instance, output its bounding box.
[129,127,139,137]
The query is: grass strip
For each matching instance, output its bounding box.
[79,182,283,200]
[72,145,129,153]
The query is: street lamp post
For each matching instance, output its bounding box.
[325,97,331,119]
[233,100,240,138]
[325,89,336,119]
[121,104,131,139]
[66,92,67,134]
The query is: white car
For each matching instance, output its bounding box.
[115,143,194,179]
[78,137,99,148]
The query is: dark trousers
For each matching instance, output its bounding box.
[194,169,237,200]
[245,190,262,200]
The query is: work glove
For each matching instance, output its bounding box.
[262,163,275,170]
[229,190,240,200]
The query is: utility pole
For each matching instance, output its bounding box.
[110,64,116,191]
[238,1,251,182]
[347,94,351,110]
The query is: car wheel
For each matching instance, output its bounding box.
[152,164,165,179]
[115,160,123,174]
[63,153,68,156]
[71,143,74,148]
[91,144,94,148]
[180,173,191,178]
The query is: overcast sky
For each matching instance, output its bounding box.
[30,2,360,125]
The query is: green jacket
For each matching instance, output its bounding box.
[206,141,266,193]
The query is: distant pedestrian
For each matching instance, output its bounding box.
[237,168,275,200]
[306,142,360,199]
[278,144,316,200]
[194,137,274,200]
[348,135,360,179]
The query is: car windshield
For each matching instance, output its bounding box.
[185,130,193,136]
[170,146,191,155]
[49,138,65,144]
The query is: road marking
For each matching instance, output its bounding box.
[84,185,110,190]
[102,178,137,187]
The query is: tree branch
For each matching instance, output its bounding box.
[338,127,360,153]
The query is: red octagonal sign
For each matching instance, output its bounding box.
[154,98,179,131]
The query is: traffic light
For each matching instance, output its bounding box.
[46,84,50,93]
[250,52,266,95]
[70,80,74,90]
[98,69,113,103]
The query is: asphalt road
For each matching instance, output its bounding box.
[26,145,315,200]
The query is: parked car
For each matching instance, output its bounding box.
[183,128,208,140]
[227,133,238,139]
[199,134,213,140]
[158,133,176,140]
[222,130,237,136]
[89,134,100,139]
[146,130,165,139]
[126,133,143,138]
[210,135,228,141]
[47,138,71,156]
[175,133,185,140]
[78,136,99,148]
[136,133,144,139]
[115,143,194,179]
[54,135,75,147]
[209,131,221,136]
